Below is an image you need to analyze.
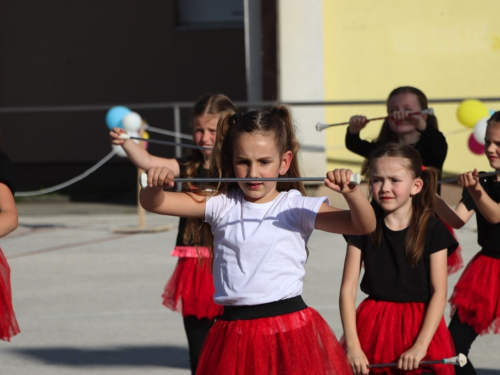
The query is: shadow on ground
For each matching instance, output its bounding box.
[477,370,500,375]
[11,345,189,369]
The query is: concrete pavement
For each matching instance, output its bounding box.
[0,199,498,374]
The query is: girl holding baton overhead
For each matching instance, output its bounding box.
[110,93,237,375]
[140,105,376,374]
[340,143,457,375]
[435,112,500,375]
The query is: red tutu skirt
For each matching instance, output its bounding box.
[162,257,223,320]
[196,307,352,375]
[439,219,463,275]
[350,299,455,375]
[0,248,20,341]
[449,252,500,335]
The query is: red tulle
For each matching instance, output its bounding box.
[348,299,455,375]
[449,253,500,335]
[0,248,20,341]
[162,257,223,320]
[196,307,352,375]
[439,219,463,275]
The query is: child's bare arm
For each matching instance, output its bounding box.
[0,183,17,238]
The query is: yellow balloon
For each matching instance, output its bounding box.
[456,100,490,128]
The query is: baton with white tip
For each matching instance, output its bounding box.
[118,133,210,150]
[315,108,434,132]
[139,173,361,189]
[368,353,467,368]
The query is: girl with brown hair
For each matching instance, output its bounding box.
[340,143,457,375]
[140,105,376,374]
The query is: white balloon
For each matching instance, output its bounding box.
[112,144,128,158]
[122,112,142,132]
[473,117,489,145]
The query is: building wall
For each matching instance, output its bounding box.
[277,0,326,177]
[0,0,246,193]
[322,0,500,175]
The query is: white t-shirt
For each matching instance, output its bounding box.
[205,189,328,306]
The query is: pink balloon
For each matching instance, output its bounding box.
[468,133,484,155]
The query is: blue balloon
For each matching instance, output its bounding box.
[490,109,496,116]
[105,106,131,130]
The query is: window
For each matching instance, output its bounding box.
[176,0,244,30]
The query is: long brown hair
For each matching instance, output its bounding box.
[184,105,306,254]
[368,143,438,267]
[181,93,237,188]
[361,86,439,175]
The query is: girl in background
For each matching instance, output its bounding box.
[340,143,457,375]
[140,105,376,374]
[0,138,20,341]
[110,93,237,374]
[345,86,462,275]
[435,112,500,375]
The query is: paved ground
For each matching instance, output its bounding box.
[0,198,498,374]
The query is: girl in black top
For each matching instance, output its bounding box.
[435,112,500,375]
[0,149,20,341]
[345,86,463,275]
[110,93,237,374]
[340,144,458,375]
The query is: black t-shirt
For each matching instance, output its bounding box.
[461,173,500,259]
[0,152,15,195]
[174,157,207,247]
[345,216,458,303]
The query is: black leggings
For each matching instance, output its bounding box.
[183,316,215,375]
[448,313,479,375]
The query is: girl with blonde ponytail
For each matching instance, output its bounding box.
[140,105,376,375]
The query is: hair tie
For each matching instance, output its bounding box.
[421,165,426,171]
[271,107,281,116]
[231,112,242,124]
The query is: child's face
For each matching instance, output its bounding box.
[193,114,218,157]
[370,156,422,215]
[387,93,424,135]
[485,123,500,171]
[232,132,291,204]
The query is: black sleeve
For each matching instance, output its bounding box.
[417,125,448,171]
[344,234,366,251]
[345,129,378,159]
[426,217,459,256]
[0,152,15,195]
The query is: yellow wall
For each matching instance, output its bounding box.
[322,0,500,176]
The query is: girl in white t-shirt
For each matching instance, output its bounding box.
[140,105,376,375]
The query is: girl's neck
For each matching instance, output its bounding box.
[397,130,420,145]
[383,207,412,231]
[203,157,210,169]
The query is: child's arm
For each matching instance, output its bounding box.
[0,183,18,237]
[315,169,376,235]
[434,195,474,229]
[339,242,369,375]
[460,169,500,224]
[110,127,181,175]
[139,167,205,218]
[397,249,448,371]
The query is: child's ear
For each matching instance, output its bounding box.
[411,178,424,196]
[279,151,293,175]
